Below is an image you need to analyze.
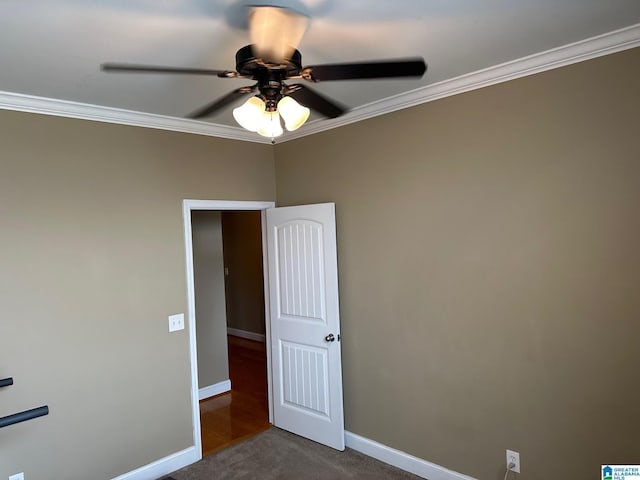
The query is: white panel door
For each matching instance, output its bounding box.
[266,202,344,450]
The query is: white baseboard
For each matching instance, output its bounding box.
[345,431,477,480]
[111,446,199,480]
[227,327,265,343]
[198,379,231,400]
[110,421,473,480]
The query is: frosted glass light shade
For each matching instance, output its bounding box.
[277,96,310,131]
[257,111,283,138]
[233,96,266,132]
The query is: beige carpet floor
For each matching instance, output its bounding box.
[165,427,423,480]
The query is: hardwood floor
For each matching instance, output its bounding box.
[200,335,270,456]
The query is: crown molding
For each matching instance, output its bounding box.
[0,23,638,144]
[0,91,269,144]
[282,23,640,142]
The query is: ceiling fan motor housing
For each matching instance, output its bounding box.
[235,44,302,77]
[235,45,303,109]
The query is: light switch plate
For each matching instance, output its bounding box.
[9,473,25,480]
[168,313,185,332]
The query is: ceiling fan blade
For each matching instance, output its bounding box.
[101,63,237,78]
[249,6,309,63]
[301,58,427,82]
[286,84,346,119]
[187,86,256,119]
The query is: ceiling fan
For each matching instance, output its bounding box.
[102,6,427,141]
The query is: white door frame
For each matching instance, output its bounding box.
[182,199,275,460]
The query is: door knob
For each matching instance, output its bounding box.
[324,333,335,342]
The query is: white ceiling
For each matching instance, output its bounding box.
[1,1,639,143]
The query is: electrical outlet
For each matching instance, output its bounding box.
[9,473,25,480]
[506,449,520,473]
[168,313,184,332]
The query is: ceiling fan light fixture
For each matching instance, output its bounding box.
[232,96,266,132]
[257,110,283,138]
[277,96,310,131]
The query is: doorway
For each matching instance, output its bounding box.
[195,209,269,455]
[184,200,345,458]
[183,200,275,460]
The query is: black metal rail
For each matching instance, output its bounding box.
[0,406,49,429]
[1,376,49,428]
[0,377,14,388]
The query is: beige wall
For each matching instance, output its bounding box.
[2,47,638,480]
[221,211,265,335]
[274,48,640,479]
[0,111,274,479]
[192,211,229,388]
